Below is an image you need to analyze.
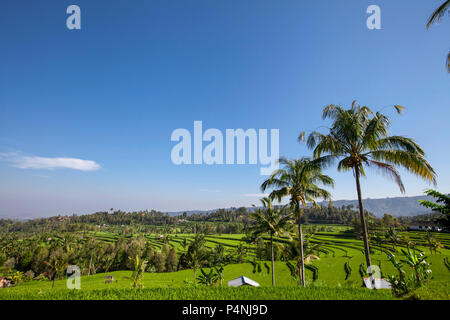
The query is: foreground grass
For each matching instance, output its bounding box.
[1,260,448,300]
[409,281,450,300]
[0,286,394,300]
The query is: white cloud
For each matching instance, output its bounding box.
[0,152,101,171]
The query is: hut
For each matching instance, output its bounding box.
[228,276,260,287]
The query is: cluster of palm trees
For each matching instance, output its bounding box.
[251,102,436,287]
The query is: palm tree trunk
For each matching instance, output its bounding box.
[354,166,375,288]
[88,255,93,276]
[298,205,306,287]
[52,272,56,289]
[270,234,275,286]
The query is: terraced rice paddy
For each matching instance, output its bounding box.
[2,227,448,300]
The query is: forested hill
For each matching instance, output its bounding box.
[317,195,435,217]
[169,195,437,218]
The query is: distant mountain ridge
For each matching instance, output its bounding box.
[168,195,437,218]
[0,194,440,221]
[317,195,435,217]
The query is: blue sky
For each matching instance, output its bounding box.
[0,0,449,218]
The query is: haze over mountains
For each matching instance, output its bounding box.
[0,195,439,221]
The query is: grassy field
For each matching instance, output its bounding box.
[1,229,449,300]
[0,286,395,300]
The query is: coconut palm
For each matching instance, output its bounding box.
[44,250,69,289]
[249,197,294,286]
[299,101,436,285]
[426,0,450,72]
[261,157,334,286]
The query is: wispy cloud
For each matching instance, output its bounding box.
[0,152,101,171]
[243,193,270,198]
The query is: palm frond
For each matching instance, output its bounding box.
[322,104,342,121]
[370,150,437,185]
[394,105,405,114]
[447,51,450,73]
[375,136,425,155]
[298,131,306,143]
[367,160,405,193]
[426,0,450,29]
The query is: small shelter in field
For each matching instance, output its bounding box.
[408,221,442,232]
[228,276,260,287]
[363,278,391,289]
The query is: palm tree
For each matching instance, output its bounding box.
[426,0,450,72]
[186,234,207,281]
[44,250,69,289]
[300,101,436,285]
[234,243,247,263]
[386,227,403,251]
[130,255,148,288]
[261,158,334,286]
[249,197,294,286]
[181,238,189,254]
[213,243,226,265]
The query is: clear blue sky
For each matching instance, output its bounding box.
[0,0,449,218]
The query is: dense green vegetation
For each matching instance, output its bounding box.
[1,226,449,300]
[0,205,367,234]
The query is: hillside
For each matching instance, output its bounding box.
[169,195,438,218]
[319,195,435,217]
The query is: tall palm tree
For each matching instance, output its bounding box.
[261,158,333,286]
[299,101,436,285]
[426,0,450,72]
[249,197,294,286]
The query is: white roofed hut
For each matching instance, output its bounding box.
[228,276,260,287]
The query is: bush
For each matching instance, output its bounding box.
[386,248,432,297]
